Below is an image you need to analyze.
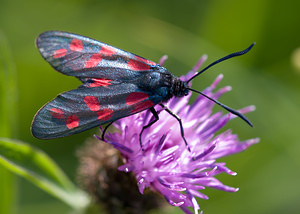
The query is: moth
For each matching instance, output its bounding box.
[31,31,254,150]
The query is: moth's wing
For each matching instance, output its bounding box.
[31,83,161,139]
[36,31,158,83]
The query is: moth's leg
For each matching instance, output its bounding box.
[159,104,191,152]
[139,107,159,150]
[101,121,114,141]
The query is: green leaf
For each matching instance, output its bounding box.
[0,138,90,211]
[0,31,18,214]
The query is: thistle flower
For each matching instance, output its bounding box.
[93,56,259,214]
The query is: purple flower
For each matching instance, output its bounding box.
[97,56,259,214]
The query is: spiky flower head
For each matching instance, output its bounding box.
[90,56,258,213]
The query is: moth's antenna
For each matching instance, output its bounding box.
[187,88,253,127]
[187,43,255,84]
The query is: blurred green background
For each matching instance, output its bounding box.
[1,0,300,213]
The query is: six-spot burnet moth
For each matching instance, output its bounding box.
[31,31,254,151]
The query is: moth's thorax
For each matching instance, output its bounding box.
[137,65,188,102]
[138,66,172,95]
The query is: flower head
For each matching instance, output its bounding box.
[97,56,259,214]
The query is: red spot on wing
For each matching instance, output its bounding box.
[89,78,112,87]
[126,92,149,105]
[66,115,79,129]
[53,49,67,58]
[70,39,83,51]
[127,59,151,71]
[99,46,117,56]
[84,96,101,111]
[97,108,113,121]
[84,47,116,68]
[50,108,64,119]
[85,53,103,68]
[135,56,156,66]
[132,100,154,113]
